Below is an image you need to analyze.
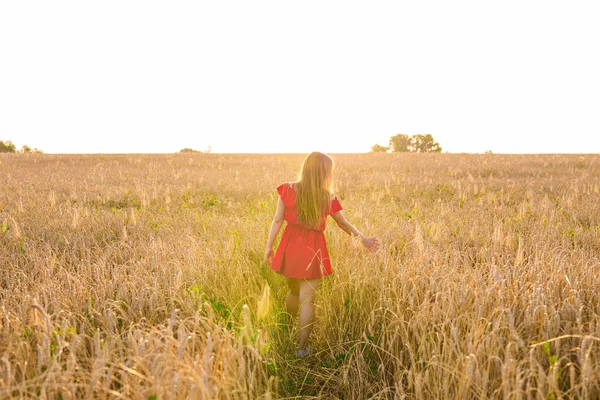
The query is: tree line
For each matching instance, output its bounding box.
[0,140,43,153]
[372,134,442,153]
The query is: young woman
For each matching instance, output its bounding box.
[264,152,380,358]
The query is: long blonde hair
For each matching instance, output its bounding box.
[295,152,334,228]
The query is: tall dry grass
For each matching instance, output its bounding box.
[0,153,599,399]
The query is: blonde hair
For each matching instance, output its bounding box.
[296,152,334,228]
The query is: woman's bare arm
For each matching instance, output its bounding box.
[331,211,380,252]
[264,197,286,263]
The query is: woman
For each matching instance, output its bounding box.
[264,152,380,357]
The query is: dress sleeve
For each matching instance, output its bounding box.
[329,196,343,215]
[276,183,291,207]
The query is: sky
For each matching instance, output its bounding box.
[1,1,599,154]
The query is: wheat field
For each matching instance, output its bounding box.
[0,153,599,399]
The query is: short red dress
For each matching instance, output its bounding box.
[271,182,343,279]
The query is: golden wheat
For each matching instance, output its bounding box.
[0,153,599,399]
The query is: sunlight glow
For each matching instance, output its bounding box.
[1,1,599,154]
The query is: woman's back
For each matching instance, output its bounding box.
[278,182,342,231]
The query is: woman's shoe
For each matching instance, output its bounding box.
[296,347,311,358]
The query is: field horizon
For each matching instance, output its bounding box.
[5,151,600,156]
[1,153,599,399]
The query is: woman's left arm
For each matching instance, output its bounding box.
[264,197,286,264]
[331,210,380,252]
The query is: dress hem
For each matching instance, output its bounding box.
[272,269,333,280]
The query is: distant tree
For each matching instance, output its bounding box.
[20,145,43,153]
[389,134,412,152]
[411,134,442,153]
[180,145,212,153]
[0,141,17,153]
[370,144,388,152]
[374,134,443,153]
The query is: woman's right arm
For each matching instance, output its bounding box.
[264,197,286,264]
[331,211,380,252]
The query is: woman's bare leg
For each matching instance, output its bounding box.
[298,278,320,351]
[285,278,300,318]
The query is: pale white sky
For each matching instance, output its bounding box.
[1,1,599,154]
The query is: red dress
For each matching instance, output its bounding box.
[271,183,343,279]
